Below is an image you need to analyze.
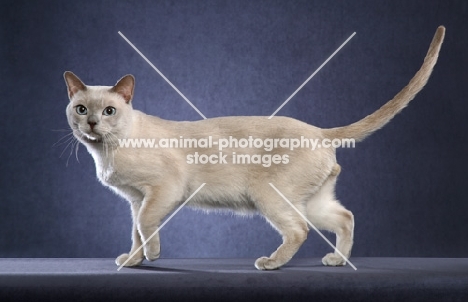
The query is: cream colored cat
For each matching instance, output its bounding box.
[64,26,444,270]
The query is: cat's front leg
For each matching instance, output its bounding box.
[141,231,161,261]
[115,201,145,267]
[136,186,181,262]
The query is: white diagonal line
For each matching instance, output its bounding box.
[118,31,207,120]
[117,183,206,271]
[268,32,356,119]
[269,183,357,270]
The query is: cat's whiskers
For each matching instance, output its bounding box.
[59,135,76,159]
[67,138,79,166]
[99,127,118,166]
[51,128,75,132]
[74,139,80,163]
[65,135,81,167]
[101,128,110,159]
[104,130,119,147]
[53,131,75,147]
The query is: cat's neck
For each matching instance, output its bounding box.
[85,140,118,170]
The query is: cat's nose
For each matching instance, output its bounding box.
[87,115,99,130]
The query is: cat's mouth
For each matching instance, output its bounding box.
[83,134,102,143]
[76,129,102,144]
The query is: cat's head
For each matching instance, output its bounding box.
[64,72,135,146]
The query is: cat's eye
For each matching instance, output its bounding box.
[103,106,116,116]
[75,105,87,115]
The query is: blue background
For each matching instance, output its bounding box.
[1,0,467,259]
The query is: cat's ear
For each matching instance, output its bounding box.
[111,75,135,104]
[63,71,87,100]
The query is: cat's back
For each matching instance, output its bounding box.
[131,110,324,140]
[174,115,323,138]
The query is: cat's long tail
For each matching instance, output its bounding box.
[323,26,445,142]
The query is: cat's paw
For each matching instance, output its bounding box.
[143,241,161,261]
[144,249,160,262]
[115,253,144,267]
[254,256,281,270]
[322,253,346,266]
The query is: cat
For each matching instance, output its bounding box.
[64,26,444,270]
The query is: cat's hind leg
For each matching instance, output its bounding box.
[306,164,354,266]
[253,188,309,270]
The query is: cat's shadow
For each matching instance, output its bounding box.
[127,265,194,273]
[127,262,325,273]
